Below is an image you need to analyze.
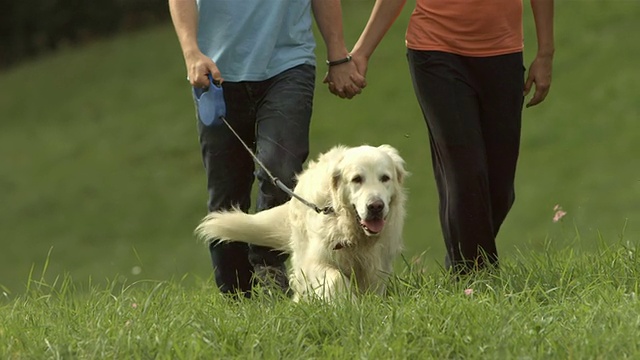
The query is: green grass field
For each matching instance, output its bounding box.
[2,244,640,358]
[0,1,639,356]
[0,1,638,293]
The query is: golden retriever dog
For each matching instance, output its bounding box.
[195,144,408,302]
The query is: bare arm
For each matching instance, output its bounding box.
[524,0,555,107]
[350,0,407,77]
[168,0,221,87]
[312,0,366,99]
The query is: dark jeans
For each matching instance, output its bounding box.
[194,64,315,295]
[407,50,525,273]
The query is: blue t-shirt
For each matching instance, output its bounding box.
[196,0,317,82]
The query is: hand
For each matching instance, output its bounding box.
[323,59,367,99]
[184,50,223,88]
[350,52,369,79]
[524,53,553,108]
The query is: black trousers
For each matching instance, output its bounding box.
[407,50,525,272]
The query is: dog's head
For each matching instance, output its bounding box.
[331,145,407,237]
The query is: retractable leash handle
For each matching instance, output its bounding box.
[194,73,226,126]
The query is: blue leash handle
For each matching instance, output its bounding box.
[194,73,226,126]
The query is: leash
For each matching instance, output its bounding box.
[194,74,333,215]
[222,115,345,250]
[219,115,334,215]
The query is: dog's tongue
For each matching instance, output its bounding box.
[363,218,385,233]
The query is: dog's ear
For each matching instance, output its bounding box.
[378,144,409,184]
[331,168,342,190]
[321,146,346,190]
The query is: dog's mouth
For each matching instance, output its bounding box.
[354,205,386,235]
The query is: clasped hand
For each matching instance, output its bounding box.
[323,55,368,100]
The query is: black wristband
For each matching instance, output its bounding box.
[326,54,352,67]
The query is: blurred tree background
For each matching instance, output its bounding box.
[0,0,169,69]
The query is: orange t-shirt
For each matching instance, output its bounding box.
[406,0,524,57]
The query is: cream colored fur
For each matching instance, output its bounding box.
[195,144,408,302]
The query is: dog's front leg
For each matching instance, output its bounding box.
[318,267,352,301]
[296,266,351,302]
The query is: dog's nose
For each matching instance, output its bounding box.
[367,200,384,214]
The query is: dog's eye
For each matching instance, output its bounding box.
[380,174,391,183]
[351,175,363,184]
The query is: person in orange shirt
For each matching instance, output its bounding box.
[339,0,554,273]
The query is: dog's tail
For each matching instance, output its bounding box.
[195,204,292,252]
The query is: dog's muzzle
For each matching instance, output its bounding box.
[354,200,386,236]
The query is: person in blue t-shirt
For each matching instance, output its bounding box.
[169,0,365,297]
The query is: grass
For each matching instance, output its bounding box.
[1,1,638,294]
[0,2,639,354]
[1,241,640,359]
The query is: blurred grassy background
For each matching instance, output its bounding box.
[0,1,638,293]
